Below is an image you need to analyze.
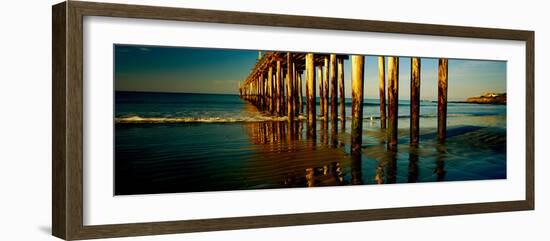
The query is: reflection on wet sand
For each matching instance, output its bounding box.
[243,120,351,188]
[408,145,419,183]
[374,149,397,184]
[242,117,456,188]
[435,144,447,181]
[350,150,363,185]
[330,115,339,148]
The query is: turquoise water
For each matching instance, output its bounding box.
[114,91,506,195]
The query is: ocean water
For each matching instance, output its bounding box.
[114,91,506,195]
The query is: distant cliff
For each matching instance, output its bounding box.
[466,92,506,104]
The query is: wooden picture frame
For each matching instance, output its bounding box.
[52,1,534,240]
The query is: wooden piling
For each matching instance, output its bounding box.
[323,56,329,122]
[298,71,303,115]
[268,66,274,113]
[305,70,309,116]
[261,74,264,109]
[281,67,285,115]
[410,57,421,145]
[318,66,324,117]
[286,53,294,121]
[387,57,399,149]
[329,54,338,124]
[264,74,268,110]
[337,57,345,127]
[276,60,281,116]
[264,74,265,110]
[292,61,300,116]
[281,70,286,115]
[253,80,256,103]
[261,74,265,109]
[306,53,316,137]
[351,55,365,156]
[438,58,448,143]
[378,56,386,129]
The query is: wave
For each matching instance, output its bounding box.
[116,113,480,124]
[115,115,294,124]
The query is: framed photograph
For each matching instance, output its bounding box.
[52,1,534,240]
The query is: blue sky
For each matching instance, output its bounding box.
[115,45,506,101]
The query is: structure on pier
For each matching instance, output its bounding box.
[239,51,449,153]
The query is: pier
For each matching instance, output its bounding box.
[239,52,449,150]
